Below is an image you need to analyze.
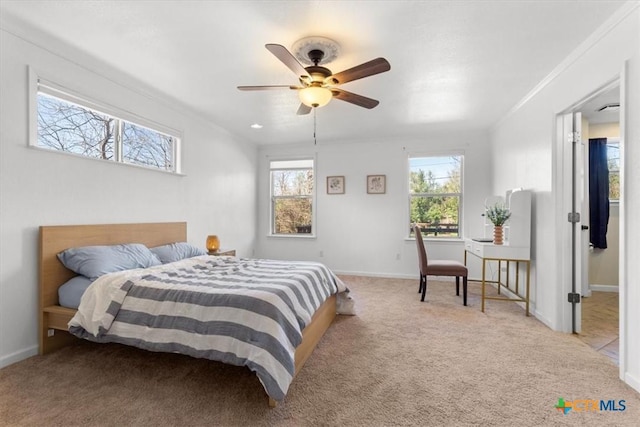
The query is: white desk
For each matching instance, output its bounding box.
[464,238,531,316]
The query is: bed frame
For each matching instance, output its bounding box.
[39,222,336,407]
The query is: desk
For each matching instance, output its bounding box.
[464,239,531,316]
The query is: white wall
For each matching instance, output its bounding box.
[0,30,258,366]
[255,132,492,279]
[489,3,639,392]
[590,122,621,139]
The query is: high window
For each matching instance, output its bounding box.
[34,79,179,173]
[409,154,463,238]
[270,159,315,235]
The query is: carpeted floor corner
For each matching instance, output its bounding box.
[1,275,638,426]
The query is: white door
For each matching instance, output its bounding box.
[560,112,583,333]
[579,126,591,299]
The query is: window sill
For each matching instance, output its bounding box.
[28,145,185,176]
[404,236,464,243]
[268,234,316,239]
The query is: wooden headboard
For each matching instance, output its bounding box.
[39,222,187,354]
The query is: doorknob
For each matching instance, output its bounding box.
[581,225,589,230]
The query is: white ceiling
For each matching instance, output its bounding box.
[0,0,626,146]
[580,86,620,124]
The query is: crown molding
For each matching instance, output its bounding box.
[492,1,639,132]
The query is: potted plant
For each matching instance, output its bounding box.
[486,203,511,245]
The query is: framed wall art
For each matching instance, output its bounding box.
[327,176,345,194]
[367,175,386,194]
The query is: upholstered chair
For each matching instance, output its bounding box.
[414,225,468,305]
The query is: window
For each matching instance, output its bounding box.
[409,154,463,238]
[34,79,179,173]
[270,159,314,235]
[607,141,619,201]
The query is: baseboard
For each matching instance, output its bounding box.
[624,371,640,395]
[532,309,555,330]
[590,284,619,293]
[0,345,38,369]
[332,270,415,280]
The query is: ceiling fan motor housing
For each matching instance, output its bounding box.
[305,65,332,84]
[238,38,390,114]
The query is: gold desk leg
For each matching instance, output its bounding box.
[525,260,530,316]
[497,260,501,295]
[506,260,510,293]
[481,258,486,312]
[515,261,520,295]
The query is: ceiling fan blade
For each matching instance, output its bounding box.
[265,44,311,79]
[326,58,391,85]
[237,85,300,91]
[297,103,312,115]
[331,88,380,109]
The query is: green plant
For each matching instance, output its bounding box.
[486,203,511,226]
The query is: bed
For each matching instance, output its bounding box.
[39,222,342,406]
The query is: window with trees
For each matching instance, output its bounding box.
[35,82,179,172]
[607,140,619,201]
[270,159,314,235]
[409,154,463,238]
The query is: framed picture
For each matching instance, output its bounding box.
[327,176,345,194]
[367,175,386,194]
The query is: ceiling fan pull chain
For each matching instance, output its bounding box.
[314,108,317,145]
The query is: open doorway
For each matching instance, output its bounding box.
[575,85,621,365]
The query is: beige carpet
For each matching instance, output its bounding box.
[1,275,638,426]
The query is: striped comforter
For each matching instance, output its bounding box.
[68,255,346,401]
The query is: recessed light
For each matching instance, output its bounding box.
[250,123,263,129]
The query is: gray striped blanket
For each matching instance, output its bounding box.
[68,256,347,401]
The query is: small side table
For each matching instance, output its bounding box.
[208,249,236,257]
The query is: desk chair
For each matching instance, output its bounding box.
[414,225,468,305]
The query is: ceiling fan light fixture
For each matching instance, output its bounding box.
[298,86,332,108]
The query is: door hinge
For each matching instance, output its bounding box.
[567,131,580,143]
[568,212,581,223]
[568,293,581,304]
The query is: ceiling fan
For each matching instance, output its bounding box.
[238,38,391,115]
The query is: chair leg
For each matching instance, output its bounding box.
[421,275,428,301]
[463,276,468,306]
[455,276,460,296]
[418,274,424,293]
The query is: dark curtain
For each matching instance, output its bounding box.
[589,138,609,249]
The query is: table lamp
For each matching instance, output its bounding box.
[206,235,220,253]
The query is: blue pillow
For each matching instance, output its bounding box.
[57,243,161,280]
[150,242,207,263]
[58,275,93,309]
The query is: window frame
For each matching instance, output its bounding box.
[606,138,620,203]
[268,156,316,238]
[406,151,464,240]
[29,68,182,174]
